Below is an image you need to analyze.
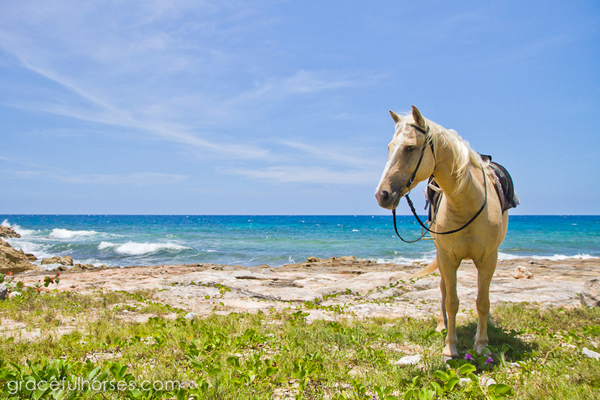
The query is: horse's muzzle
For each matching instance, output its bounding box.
[376,189,400,209]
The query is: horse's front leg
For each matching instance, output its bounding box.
[438,255,460,358]
[473,252,498,354]
[437,272,447,332]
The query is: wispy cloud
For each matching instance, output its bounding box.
[225,70,377,110]
[0,7,370,164]
[0,0,385,188]
[226,166,376,185]
[7,170,188,186]
[279,141,380,169]
[0,1,279,159]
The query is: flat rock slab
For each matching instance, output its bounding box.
[15,257,600,320]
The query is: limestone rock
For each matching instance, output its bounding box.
[581,278,600,307]
[412,278,437,291]
[582,347,600,360]
[41,256,74,266]
[0,238,40,274]
[0,284,7,300]
[479,377,497,387]
[512,266,533,279]
[393,354,421,366]
[306,257,323,263]
[0,226,20,238]
[71,263,94,271]
[291,255,376,269]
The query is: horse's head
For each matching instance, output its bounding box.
[375,105,435,209]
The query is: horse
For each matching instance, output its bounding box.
[375,105,512,358]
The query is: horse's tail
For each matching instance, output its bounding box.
[409,257,438,279]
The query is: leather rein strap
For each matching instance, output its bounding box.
[392,124,488,242]
[393,207,428,243]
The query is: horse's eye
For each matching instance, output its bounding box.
[405,145,416,152]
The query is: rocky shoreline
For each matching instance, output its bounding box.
[9,254,600,319]
[0,226,39,274]
[2,224,599,322]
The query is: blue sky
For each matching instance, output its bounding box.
[0,1,598,215]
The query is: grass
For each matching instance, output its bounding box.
[0,290,599,399]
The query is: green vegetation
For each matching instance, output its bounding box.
[0,289,599,399]
[0,272,60,297]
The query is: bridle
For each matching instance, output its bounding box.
[392,123,488,243]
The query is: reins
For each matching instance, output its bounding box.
[392,208,429,243]
[392,124,488,242]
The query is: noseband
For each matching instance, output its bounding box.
[392,124,488,243]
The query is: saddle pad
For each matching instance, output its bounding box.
[488,160,519,212]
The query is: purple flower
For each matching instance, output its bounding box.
[464,353,474,360]
[485,357,494,365]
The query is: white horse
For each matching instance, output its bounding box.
[375,106,509,358]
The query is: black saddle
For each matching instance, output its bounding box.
[426,155,519,221]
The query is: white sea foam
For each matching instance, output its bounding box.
[529,254,598,261]
[1,220,37,237]
[375,255,436,265]
[375,252,599,265]
[497,252,522,260]
[98,241,189,256]
[498,252,598,261]
[4,240,54,261]
[49,228,98,239]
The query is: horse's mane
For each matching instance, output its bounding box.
[401,113,492,193]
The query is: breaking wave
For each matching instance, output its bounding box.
[50,228,98,239]
[98,241,189,256]
[1,219,37,237]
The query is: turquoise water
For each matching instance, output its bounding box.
[1,215,598,268]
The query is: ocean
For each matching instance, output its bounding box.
[1,215,598,269]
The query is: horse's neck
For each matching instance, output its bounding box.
[433,138,484,214]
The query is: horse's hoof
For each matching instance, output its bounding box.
[442,355,456,362]
[443,345,459,359]
[474,343,491,355]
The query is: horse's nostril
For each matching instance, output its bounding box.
[380,190,390,202]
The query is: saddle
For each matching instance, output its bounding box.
[426,155,519,221]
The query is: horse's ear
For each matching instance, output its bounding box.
[389,110,402,124]
[411,105,426,128]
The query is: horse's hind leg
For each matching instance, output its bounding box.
[473,253,498,354]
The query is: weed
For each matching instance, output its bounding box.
[0,272,60,297]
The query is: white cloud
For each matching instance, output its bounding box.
[279,141,380,169]
[7,170,188,186]
[0,0,277,158]
[0,0,384,187]
[227,166,375,185]
[225,70,372,109]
